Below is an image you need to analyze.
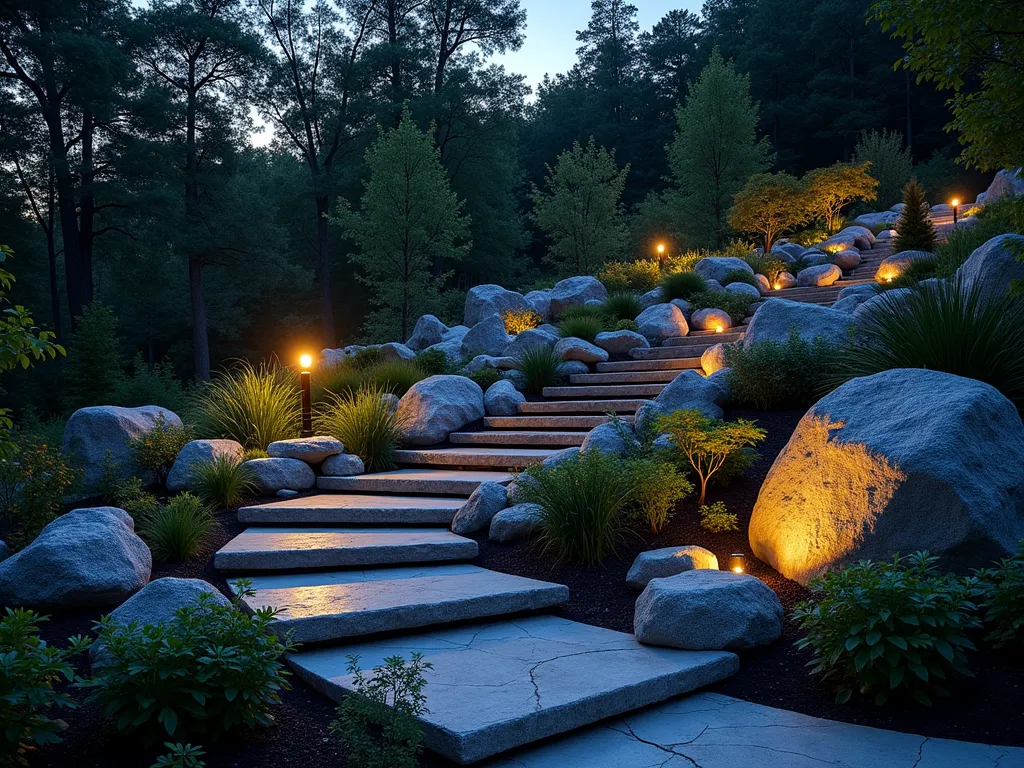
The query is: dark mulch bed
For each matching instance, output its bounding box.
[28,405,1024,765]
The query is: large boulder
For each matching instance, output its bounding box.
[489,503,544,543]
[395,375,485,446]
[694,257,754,283]
[725,281,760,299]
[626,546,719,590]
[484,380,525,416]
[853,211,899,230]
[797,264,841,287]
[832,250,861,271]
[635,303,689,342]
[956,234,1024,302]
[689,308,732,332]
[634,570,784,650]
[464,285,529,327]
[981,168,1024,202]
[636,369,727,426]
[62,405,183,492]
[579,422,637,458]
[524,289,552,321]
[502,327,558,358]
[0,507,151,608]
[242,457,316,494]
[461,314,512,357]
[749,369,1024,586]
[166,439,243,492]
[451,482,508,535]
[549,276,608,317]
[267,436,344,464]
[406,314,449,352]
[742,299,856,350]
[876,250,935,282]
[851,288,914,321]
[701,343,732,375]
[594,330,649,355]
[553,337,608,364]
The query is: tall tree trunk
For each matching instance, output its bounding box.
[185,90,211,380]
[316,194,335,348]
[46,168,61,342]
[77,111,95,309]
[905,67,913,156]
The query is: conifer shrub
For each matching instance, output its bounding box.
[62,302,121,412]
[892,179,938,253]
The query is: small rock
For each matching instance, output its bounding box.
[503,327,558,358]
[542,447,579,467]
[832,249,861,270]
[579,422,637,458]
[451,482,508,534]
[725,282,760,299]
[321,453,365,477]
[167,439,243,492]
[753,274,771,294]
[774,272,797,289]
[690,308,732,332]
[594,330,649,354]
[489,503,544,543]
[375,342,416,361]
[635,303,689,342]
[484,380,526,416]
[554,337,609,364]
[797,264,841,287]
[626,546,719,589]
[638,288,663,309]
[405,314,449,352]
[242,458,316,494]
[560,360,589,376]
[267,436,344,464]
[461,314,512,357]
[549,276,608,317]
[694,257,754,283]
[701,343,731,375]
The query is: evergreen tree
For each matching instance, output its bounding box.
[63,303,121,412]
[854,130,913,209]
[576,0,639,126]
[339,110,470,342]
[893,178,937,253]
[667,48,771,249]
[531,138,629,277]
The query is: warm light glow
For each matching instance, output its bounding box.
[656,242,665,255]
[773,282,781,290]
[951,198,960,208]
[885,276,893,283]
[299,354,313,370]
[732,566,744,574]
[715,325,724,333]
[728,553,746,574]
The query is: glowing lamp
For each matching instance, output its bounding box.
[729,553,746,574]
[951,197,960,225]
[773,282,781,291]
[656,243,665,254]
[299,353,313,370]
[714,324,724,333]
[298,353,313,438]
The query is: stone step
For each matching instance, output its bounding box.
[238,494,463,526]
[541,383,666,399]
[596,358,701,373]
[518,399,647,414]
[569,370,680,384]
[631,346,709,361]
[450,430,587,447]
[230,564,569,643]
[395,447,554,470]
[319,468,513,496]
[215,527,478,571]
[660,332,743,347]
[288,615,739,765]
[483,414,630,429]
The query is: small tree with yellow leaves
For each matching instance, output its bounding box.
[657,410,766,505]
[728,173,809,254]
[804,162,879,233]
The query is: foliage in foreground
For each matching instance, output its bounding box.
[0,609,90,766]
[725,330,841,410]
[699,501,739,533]
[128,415,194,487]
[191,455,256,510]
[520,450,634,564]
[792,553,978,706]
[973,542,1024,649]
[317,386,404,473]
[151,743,206,768]
[836,280,1024,411]
[140,493,215,562]
[625,457,693,533]
[514,346,565,394]
[87,584,295,743]
[192,361,298,450]
[331,653,432,768]
[0,441,80,550]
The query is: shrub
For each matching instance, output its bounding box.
[687,289,755,323]
[240,447,269,462]
[112,354,190,414]
[88,583,295,742]
[191,455,255,510]
[662,249,705,274]
[151,743,206,768]
[657,410,766,504]
[614,319,638,332]
[803,162,878,233]
[853,129,912,209]
[501,308,542,335]
[0,442,80,550]
[744,253,788,282]
[313,359,425,402]
[660,271,706,302]
[699,501,739,533]
[879,258,938,291]
[362,360,425,397]
[310,362,364,404]
[892,179,938,253]
[128,415,194,487]
[142,493,214,562]
[557,314,604,342]
[111,476,161,521]
[973,542,1024,649]
[836,280,1024,411]
[413,348,452,376]
[330,653,431,768]
[598,259,662,293]
[0,609,90,766]
[557,303,606,323]
[603,292,641,321]
[725,330,841,409]
[62,301,121,412]
[467,367,502,390]
[728,172,809,252]
[514,346,565,394]
[316,386,404,473]
[519,450,633,564]
[721,269,757,286]
[192,361,298,450]
[792,553,979,706]
[349,347,386,370]
[625,457,692,533]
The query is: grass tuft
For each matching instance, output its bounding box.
[514,346,566,394]
[316,386,405,472]
[192,361,298,450]
[191,454,256,510]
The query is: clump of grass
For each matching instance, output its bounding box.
[661,271,707,301]
[603,292,641,322]
[142,493,214,562]
[317,386,405,472]
[721,269,757,286]
[191,455,256,510]
[192,361,299,450]
[314,358,425,402]
[514,346,566,394]
[557,314,604,342]
[557,304,607,323]
[362,360,425,396]
[519,450,634,564]
[241,447,269,461]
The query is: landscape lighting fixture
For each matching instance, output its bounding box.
[729,554,746,574]
[951,197,960,225]
[299,353,313,438]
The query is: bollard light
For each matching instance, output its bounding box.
[656,242,666,265]
[729,553,746,574]
[715,324,724,333]
[299,354,313,438]
[951,197,960,225]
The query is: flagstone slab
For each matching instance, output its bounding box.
[237,494,463,525]
[318,468,514,495]
[288,615,738,765]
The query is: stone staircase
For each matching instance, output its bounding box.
[214,244,891,765]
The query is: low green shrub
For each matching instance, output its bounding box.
[687,289,756,323]
[112,355,191,414]
[519,450,634,564]
[467,367,502,390]
[191,455,255,510]
[0,442,80,549]
[699,501,738,533]
[557,304,607,323]
[349,347,386,370]
[792,553,978,706]
[722,269,757,286]
[151,743,206,768]
[598,259,662,294]
[314,359,425,401]
[557,314,604,342]
[316,386,404,473]
[110,476,161,521]
[660,271,706,302]
[514,346,565,394]
[88,583,294,742]
[128,415,194,487]
[725,330,841,410]
[614,319,638,332]
[192,362,298,450]
[625,457,692,533]
[745,252,789,282]
[0,609,90,765]
[973,542,1024,649]
[330,653,431,768]
[414,348,455,376]
[603,292,642,322]
[240,447,269,462]
[142,493,214,562]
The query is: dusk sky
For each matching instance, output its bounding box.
[495,0,704,92]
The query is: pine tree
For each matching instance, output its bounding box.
[893,179,938,253]
[63,303,121,412]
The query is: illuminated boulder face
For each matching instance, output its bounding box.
[749,369,1024,586]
